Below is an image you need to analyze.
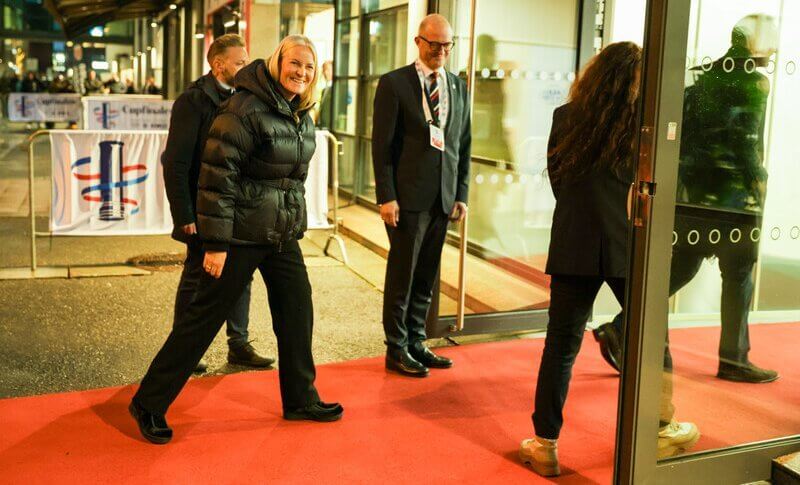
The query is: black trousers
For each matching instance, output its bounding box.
[133,240,319,415]
[533,275,627,440]
[611,243,755,365]
[175,237,251,349]
[382,203,449,350]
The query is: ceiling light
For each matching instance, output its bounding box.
[169,3,177,10]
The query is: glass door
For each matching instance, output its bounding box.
[431,0,598,336]
[618,0,800,482]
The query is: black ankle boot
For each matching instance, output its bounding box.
[129,400,172,444]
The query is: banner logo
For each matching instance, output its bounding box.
[93,102,120,129]
[71,141,149,221]
[13,96,30,118]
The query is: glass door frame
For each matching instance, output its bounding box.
[616,0,800,482]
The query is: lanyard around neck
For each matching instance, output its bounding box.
[415,62,440,127]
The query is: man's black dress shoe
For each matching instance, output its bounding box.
[284,401,344,422]
[228,342,275,368]
[717,361,779,383]
[386,349,429,377]
[129,400,172,444]
[409,343,453,369]
[592,322,622,373]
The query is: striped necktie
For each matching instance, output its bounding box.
[428,72,440,124]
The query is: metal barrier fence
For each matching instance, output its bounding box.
[0,129,349,279]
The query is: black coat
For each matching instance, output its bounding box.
[162,72,230,242]
[197,59,315,251]
[21,77,43,93]
[545,104,633,278]
[371,63,471,213]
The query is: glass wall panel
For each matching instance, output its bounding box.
[332,78,358,134]
[363,0,407,15]
[654,0,800,461]
[338,135,358,192]
[355,6,407,203]
[364,8,408,76]
[362,78,378,139]
[441,0,580,316]
[358,139,375,198]
[336,0,360,20]
[335,19,360,77]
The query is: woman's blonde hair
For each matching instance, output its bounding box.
[267,35,320,112]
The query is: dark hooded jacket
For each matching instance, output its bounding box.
[162,71,233,242]
[197,59,316,251]
[678,44,769,215]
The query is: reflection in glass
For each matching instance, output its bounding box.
[649,1,798,459]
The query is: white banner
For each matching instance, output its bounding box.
[307,131,330,230]
[49,130,173,235]
[82,96,173,130]
[8,93,82,122]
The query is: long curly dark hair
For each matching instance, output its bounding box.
[549,41,642,185]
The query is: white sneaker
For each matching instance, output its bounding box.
[519,436,560,477]
[658,419,700,458]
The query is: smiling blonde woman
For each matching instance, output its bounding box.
[129,35,342,445]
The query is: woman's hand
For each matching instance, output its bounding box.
[203,251,227,279]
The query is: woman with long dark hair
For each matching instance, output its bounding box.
[129,35,343,445]
[518,42,698,476]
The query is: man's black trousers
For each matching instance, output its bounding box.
[133,240,319,415]
[382,203,450,351]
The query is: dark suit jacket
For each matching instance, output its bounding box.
[545,103,633,278]
[371,63,471,213]
[162,72,228,242]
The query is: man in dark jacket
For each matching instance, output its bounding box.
[21,72,43,93]
[372,14,471,377]
[162,33,273,371]
[594,15,778,384]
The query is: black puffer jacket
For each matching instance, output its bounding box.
[197,59,316,251]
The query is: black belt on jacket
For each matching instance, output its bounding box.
[262,178,304,191]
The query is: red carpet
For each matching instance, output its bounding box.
[1,323,798,484]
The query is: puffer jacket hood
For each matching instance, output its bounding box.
[234,58,297,119]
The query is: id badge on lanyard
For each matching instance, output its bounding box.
[416,66,445,152]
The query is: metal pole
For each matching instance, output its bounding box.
[27,130,49,272]
[456,213,468,331]
[454,0,478,332]
[323,131,349,265]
